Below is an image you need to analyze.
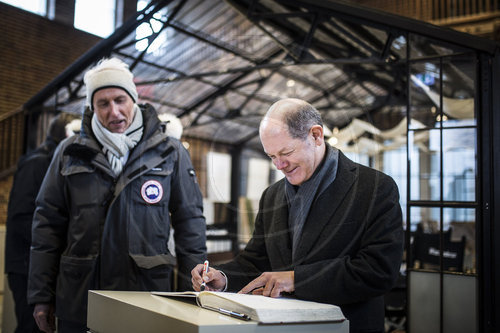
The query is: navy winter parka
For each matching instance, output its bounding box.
[28,104,207,325]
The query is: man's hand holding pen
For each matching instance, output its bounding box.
[192,263,295,298]
[238,271,295,297]
[191,261,227,292]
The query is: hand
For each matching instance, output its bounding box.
[33,303,56,333]
[191,263,226,291]
[238,271,294,297]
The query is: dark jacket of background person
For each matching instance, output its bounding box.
[27,104,207,325]
[5,138,58,277]
[5,112,76,333]
[217,150,404,333]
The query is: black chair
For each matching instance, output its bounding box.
[384,272,407,332]
[412,229,466,272]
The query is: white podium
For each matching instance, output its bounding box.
[87,290,349,333]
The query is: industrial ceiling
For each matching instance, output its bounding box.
[25,0,498,152]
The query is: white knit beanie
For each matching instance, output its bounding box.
[84,58,138,109]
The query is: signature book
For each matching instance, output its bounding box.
[152,291,345,324]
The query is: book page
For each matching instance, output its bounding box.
[152,291,199,298]
[198,292,345,324]
[152,291,345,324]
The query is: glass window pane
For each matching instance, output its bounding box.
[383,146,407,221]
[409,270,440,333]
[442,56,476,127]
[74,0,115,38]
[207,152,231,202]
[409,129,441,201]
[443,274,477,333]
[136,0,168,55]
[410,61,441,129]
[1,0,46,15]
[409,206,441,272]
[444,208,476,273]
[409,33,470,60]
[443,128,476,202]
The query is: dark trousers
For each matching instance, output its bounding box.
[7,273,42,333]
[57,320,87,333]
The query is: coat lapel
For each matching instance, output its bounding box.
[293,153,358,263]
[267,182,293,268]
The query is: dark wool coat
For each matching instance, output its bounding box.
[218,150,404,333]
[28,104,207,324]
[5,138,59,276]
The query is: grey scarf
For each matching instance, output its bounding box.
[91,104,144,176]
[285,144,339,259]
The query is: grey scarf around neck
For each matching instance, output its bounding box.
[92,104,144,176]
[285,144,339,259]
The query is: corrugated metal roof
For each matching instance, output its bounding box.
[25,0,498,149]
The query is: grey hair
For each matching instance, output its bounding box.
[283,103,323,140]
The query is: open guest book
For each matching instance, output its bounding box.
[152,291,346,324]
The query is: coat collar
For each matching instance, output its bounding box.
[292,151,358,263]
[64,104,170,183]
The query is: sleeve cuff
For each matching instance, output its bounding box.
[219,270,228,292]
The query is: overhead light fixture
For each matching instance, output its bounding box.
[287,79,295,87]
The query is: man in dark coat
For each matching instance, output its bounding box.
[28,58,207,333]
[5,112,78,333]
[192,98,404,333]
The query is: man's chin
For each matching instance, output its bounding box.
[285,175,303,186]
[107,123,127,133]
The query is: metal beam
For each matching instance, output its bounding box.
[24,0,174,111]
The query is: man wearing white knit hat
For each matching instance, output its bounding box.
[28,58,207,333]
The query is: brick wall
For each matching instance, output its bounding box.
[0,2,101,117]
[0,2,101,225]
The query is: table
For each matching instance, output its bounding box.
[87,290,349,333]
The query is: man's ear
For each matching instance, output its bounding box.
[310,125,324,144]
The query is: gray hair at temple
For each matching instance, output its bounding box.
[270,99,323,140]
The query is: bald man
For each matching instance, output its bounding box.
[191,98,404,333]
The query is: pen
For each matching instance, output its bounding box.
[218,307,251,320]
[200,260,209,291]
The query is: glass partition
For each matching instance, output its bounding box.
[409,129,441,201]
[407,42,478,333]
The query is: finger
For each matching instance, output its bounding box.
[191,277,200,291]
[33,313,45,331]
[204,285,218,292]
[205,270,219,282]
[238,276,265,294]
[36,318,49,333]
[191,264,203,278]
[270,284,282,298]
[192,264,206,286]
[262,279,274,297]
[251,287,264,295]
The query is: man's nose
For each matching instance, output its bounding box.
[109,102,120,116]
[274,158,287,170]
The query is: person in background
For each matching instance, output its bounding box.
[5,112,79,333]
[158,113,184,140]
[28,57,207,333]
[192,98,404,333]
